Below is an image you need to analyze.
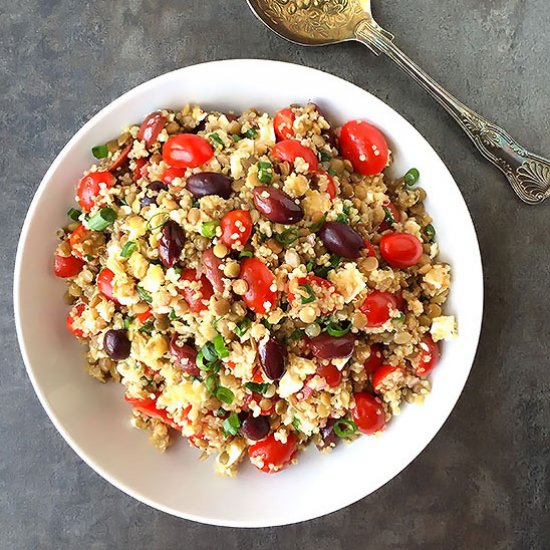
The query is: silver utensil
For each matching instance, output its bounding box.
[246,0,550,204]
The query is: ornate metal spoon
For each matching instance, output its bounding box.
[246,0,550,204]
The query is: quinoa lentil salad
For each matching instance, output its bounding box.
[53,102,458,476]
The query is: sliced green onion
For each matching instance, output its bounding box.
[239,250,253,258]
[425,224,436,242]
[235,318,251,338]
[314,255,340,278]
[201,220,219,238]
[309,214,326,233]
[299,284,316,304]
[245,382,269,394]
[336,205,351,224]
[209,132,224,149]
[146,212,169,231]
[276,227,299,245]
[292,417,301,430]
[87,207,117,231]
[215,408,227,418]
[287,328,305,341]
[67,207,81,221]
[245,128,258,139]
[222,412,241,436]
[404,167,420,187]
[121,241,137,258]
[318,150,331,162]
[216,386,234,404]
[231,133,242,142]
[394,312,406,323]
[257,161,273,183]
[84,254,94,262]
[383,207,396,226]
[173,266,182,275]
[138,321,155,334]
[333,419,357,438]
[326,320,351,337]
[205,374,218,394]
[191,199,200,209]
[213,334,229,359]
[211,316,223,329]
[201,341,218,363]
[92,144,109,159]
[327,168,337,177]
[123,316,135,330]
[136,285,153,304]
[306,261,315,273]
[169,308,178,321]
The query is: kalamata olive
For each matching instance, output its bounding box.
[253,186,304,224]
[190,120,207,134]
[316,419,337,450]
[186,172,233,199]
[103,329,131,361]
[202,248,225,293]
[318,221,364,259]
[224,113,240,122]
[140,181,168,208]
[169,334,200,376]
[158,220,185,268]
[258,336,288,381]
[240,413,270,441]
[309,333,355,360]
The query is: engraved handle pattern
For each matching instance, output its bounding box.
[355,18,550,205]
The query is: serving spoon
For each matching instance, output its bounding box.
[246,0,550,205]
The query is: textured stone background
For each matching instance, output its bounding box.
[2,0,550,548]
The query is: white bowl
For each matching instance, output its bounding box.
[14,59,483,527]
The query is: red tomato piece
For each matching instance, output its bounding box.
[360,291,399,328]
[317,363,342,388]
[274,108,296,141]
[220,210,253,249]
[54,254,84,278]
[66,303,86,337]
[162,134,214,169]
[288,275,335,313]
[138,111,167,147]
[124,395,181,430]
[136,307,152,324]
[272,139,319,172]
[68,224,90,259]
[239,257,277,314]
[314,171,337,199]
[416,335,440,377]
[97,268,117,302]
[76,171,116,211]
[363,240,377,258]
[161,166,187,185]
[380,232,423,268]
[364,344,384,374]
[372,364,405,393]
[109,143,132,172]
[352,392,386,435]
[379,201,401,232]
[179,268,214,313]
[339,120,389,176]
[248,432,298,473]
[133,158,149,181]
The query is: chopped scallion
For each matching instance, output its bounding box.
[383,207,396,226]
[231,133,241,142]
[292,417,301,430]
[327,168,337,177]
[222,412,241,436]
[209,132,224,149]
[244,382,269,394]
[235,318,251,338]
[276,227,299,245]
[92,144,109,159]
[404,167,420,187]
[425,224,436,242]
[216,386,234,404]
[239,250,253,258]
[333,419,357,438]
[169,308,178,321]
[67,207,81,221]
[201,220,220,238]
[138,321,155,334]
[299,284,316,304]
[136,285,153,304]
[257,161,273,183]
[318,150,331,162]
[213,334,229,359]
[146,211,169,231]
[121,241,137,258]
[245,128,258,139]
[309,214,326,233]
[87,207,117,231]
[326,320,351,337]
[123,316,135,330]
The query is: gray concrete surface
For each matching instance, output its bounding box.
[2,0,549,548]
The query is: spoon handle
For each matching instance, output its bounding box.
[355,19,550,205]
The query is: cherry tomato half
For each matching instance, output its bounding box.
[109,143,132,172]
[161,166,187,185]
[274,107,296,141]
[288,275,335,314]
[314,171,337,199]
[363,344,384,374]
[339,120,389,176]
[76,171,115,212]
[416,335,440,377]
[379,201,401,232]
[136,307,152,324]
[97,268,117,302]
[68,224,90,260]
[352,392,386,435]
[124,395,181,430]
[239,257,277,314]
[372,364,405,394]
[248,432,298,473]
[179,268,214,313]
[380,232,423,269]
[66,302,86,337]
[162,134,214,169]
[138,111,167,148]
[317,363,342,388]
[363,240,377,258]
[54,254,84,278]
[272,139,319,172]
[220,209,253,249]
[133,158,149,182]
[360,291,399,328]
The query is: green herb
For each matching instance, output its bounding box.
[299,284,316,304]
[404,167,420,187]
[336,205,351,224]
[222,412,241,436]
[287,328,305,341]
[245,382,269,394]
[190,375,203,383]
[394,312,406,323]
[201,221,220,238]
[276,227,299,246]
[123,316,135,330]
[84,254,94,262]
[169,308,178,321]
[326,320,352,337]
[257,161,273,183]
[121,241,137,258]
[306,261,315,273]
[119,197,128,207]
[261,318,272,329]
[173,266,182,275]
[383,206,396,226]
[327,168,337,177]
[215,408,227,418]
[333,419,358,438]
[201,341,218,363]
[92,144,109,159]
[146,211,169,231]
[192,199,200,209]
[309,214,326,233]
[235,318,251,338]
[245,128,258,139]
[231,133,242,142]
[205,374,218,394]
[239,250,253,259]
[211,316,223,329]
[314,255,340,278]
[67,207,81,221]
[136,285,153,304]
[425,224,436,242]
[87,207,117,231]
[213,335,229,359]
[318,150,332,162]
[138,321,155,334]
[292,417,301,430]
[216,386,234,404]
[209,132,224,149]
